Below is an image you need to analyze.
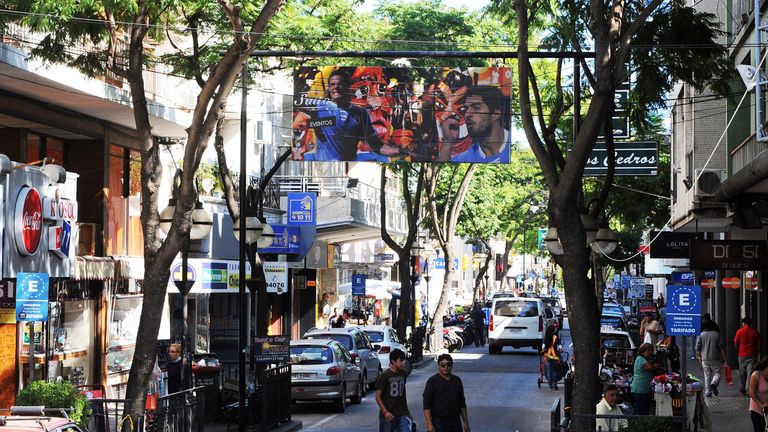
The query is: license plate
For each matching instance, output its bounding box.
[507,328,523,333]
[293,373,314,380]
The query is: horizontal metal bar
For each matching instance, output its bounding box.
[248,50,595,59]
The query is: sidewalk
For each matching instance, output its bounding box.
[684,357,752,431]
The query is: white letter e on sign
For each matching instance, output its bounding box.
[679,293,690,306]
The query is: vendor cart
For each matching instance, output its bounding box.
[538,352,570,388]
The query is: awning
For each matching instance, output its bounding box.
[73,256,115,280]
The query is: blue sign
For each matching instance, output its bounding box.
[433,257,459,271]
[613,275,621,290]
[352,274,367,296]
[621,274,631,290]
[288,192,316,225]
[666,284,702,336]
[258,225,300,254]
[16,272,49,322]
[202,261,228,290]
[671,271,694,285]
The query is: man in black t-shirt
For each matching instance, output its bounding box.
[423,354,470,432]
[375,349,412,432]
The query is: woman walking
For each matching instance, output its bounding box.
[542,322,562,390]
[748,356,768,432]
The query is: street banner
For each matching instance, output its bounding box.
[689,239,768,270]
[16,272,48,322]
[293,66,513,163]
[584,141,658,176]
[253,335,290,363]
[665,284,701,336]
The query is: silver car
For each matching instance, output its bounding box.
[360,325,408,371]
[290,339,364,412]
[304,327,382,389]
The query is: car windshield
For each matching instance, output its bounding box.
[307,334,353,350]
[363,331,385,343]
[494,300,538,317]
[603,305,623,315]
[602,335,631,349]
[290,346,333,364]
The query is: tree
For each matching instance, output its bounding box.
[4,0,287,422]
[488,0,731,427]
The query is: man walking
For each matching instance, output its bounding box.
[469,303,486,347]
[697,319,727,396]
[734,316,761,395]
[375,349,412,432]
[640,312,661,345]
[423,354,470,432]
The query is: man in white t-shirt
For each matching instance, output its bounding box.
[595,384,627,431]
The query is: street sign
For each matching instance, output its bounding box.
[287,192,316,225]
[650,231,699,258]
[258,225,301,254]
[264,262,288,294]
[16,272,49,322]
[171,263,196,295]
[352,274,366,296]
[629,277,645,299]
[665,284,701,336]
[584,141,658,176]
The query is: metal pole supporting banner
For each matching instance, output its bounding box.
[238,62,248,432]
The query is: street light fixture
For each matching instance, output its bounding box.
[159,169,213,390]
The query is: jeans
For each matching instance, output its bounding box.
[702,360,722,395]
[379,415,412,432]
[433,417,463,432]
[632,392,651,415]
[751,410,766,432]
[739,356,757,392]
[545,358,559,387]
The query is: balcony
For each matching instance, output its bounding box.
[275,175,408,243]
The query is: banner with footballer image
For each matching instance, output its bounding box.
[292,66,513,163]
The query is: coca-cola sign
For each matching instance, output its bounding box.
[14,187,43,256]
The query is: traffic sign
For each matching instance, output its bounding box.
[171,263,196,295]
[665,284,701,336]
[352,274,366,296]
[16,272,49,322]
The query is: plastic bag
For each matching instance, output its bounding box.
[724,365,734,386]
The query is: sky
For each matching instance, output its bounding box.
[358,0,490,13]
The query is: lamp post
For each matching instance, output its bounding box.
[159,170,213,390]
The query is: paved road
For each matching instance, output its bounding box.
[293,323,572,432]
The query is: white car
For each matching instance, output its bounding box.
[488,297,547,354]
[359,325,407,370]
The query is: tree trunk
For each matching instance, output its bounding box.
[396,253,413,340]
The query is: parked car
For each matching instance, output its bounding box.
[359,325,407,370]
[600,329,637,368]
[540,297,564,327]
[0,406,84,431]
[600,313,629,332]
[289,339,363,412]
[303,327,382,389]
[488,297,547,354]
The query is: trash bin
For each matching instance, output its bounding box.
[411,326,426,362]
[192,353,221,423]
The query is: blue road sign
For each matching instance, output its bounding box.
[288,192,316,225]
[16,272,49,322]
[666,284,701,336]
[621,274,631,290]
[671,271,694,285]
[352,274,367,296]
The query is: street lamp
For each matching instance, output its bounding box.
[159,169,213,390]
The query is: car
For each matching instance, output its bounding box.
[359,325,407,370]
[600,329,637,368]
[289,339,364,412]
[602,302,626,318]
[540,297,564,327]
[600,313,629,332]
[488,297,547,354]
[303,326,382,389]
[0,406,84,431]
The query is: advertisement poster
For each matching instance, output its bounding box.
[293,66,513,163]
[253,335,289,363]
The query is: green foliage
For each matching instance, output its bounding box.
[16,380,91,427]
[623,416,672,432]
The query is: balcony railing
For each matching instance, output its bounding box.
[731,132,766,172]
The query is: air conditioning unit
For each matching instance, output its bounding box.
[694,168,726,197]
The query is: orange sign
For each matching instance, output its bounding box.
[700,278,716,289]
[745,277,759,290]
[722,277,741,290]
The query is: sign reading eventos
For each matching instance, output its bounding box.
[293,66,513,163]
[665,284,701,336]
[16,272,49,321]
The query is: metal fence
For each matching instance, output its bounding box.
[88,387,204,432]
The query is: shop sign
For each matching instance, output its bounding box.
[202,261,228,290]
[14,187,43,256]
[0,281,15,324]
[258,225,300,254]
[745,277,759,290]
[690,239,768,270]
[264,262,288,294]
[15,272,49,321]
[671,271,694,285]
[287,192,316,225]
[252,335,289,363]
[665,284,701,336]
[48,221,72,259]
[722,277,741,289]
[584,141,658,176]
[650,231,699,259]
[43,197,78,221]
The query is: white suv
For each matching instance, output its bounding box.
[488,297,546,354]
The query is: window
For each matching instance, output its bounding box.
[106,145,143,256]
[255,121,264,142]
[494,300,538,317]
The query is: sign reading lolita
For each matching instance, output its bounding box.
[293,66,513,163]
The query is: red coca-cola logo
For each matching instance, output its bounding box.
[14,187,43,256]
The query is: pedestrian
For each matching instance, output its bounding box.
[482,302,491,343]
[423,354,470,432]
[542,322,563,390]
[166,343,189,394]
[595,384,628,431]
[696,319,727,397]
[375,349,412,432]
[734,317,761,396]
[658,336,681,373]
[469,303,486,347]
[640,313,661,345]
[631,343,661,415]
[748,356,768,432]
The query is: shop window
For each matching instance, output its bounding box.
[106,295,143,377]
[48,300,94,386]
[106,146,144,256]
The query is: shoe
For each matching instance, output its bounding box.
[740,389,747,396]
[705,392,712,397]
[711,384,718,396]
[553,384,558,390]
